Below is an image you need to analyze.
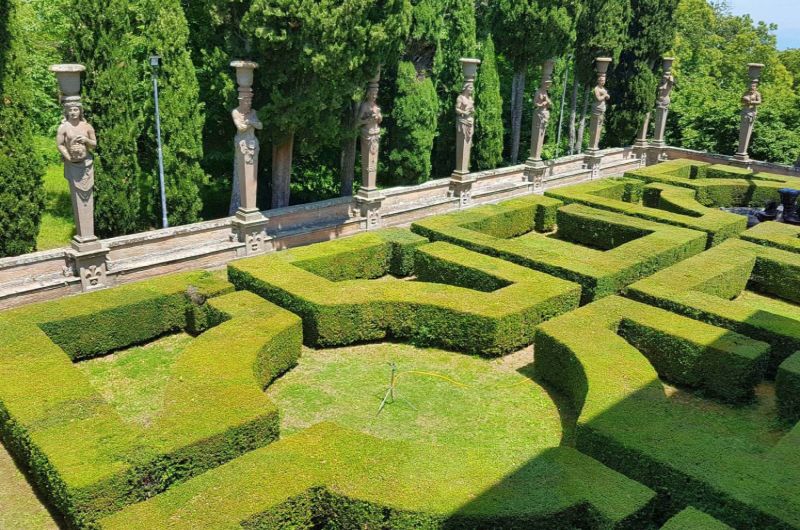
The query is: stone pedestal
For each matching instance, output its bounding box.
[233,209,271,256]
[448,172,475,208]
[524,162,547,192]
[355,187,385,230]
[69,246,110,291]
[633,113,650,167]
[449,58,481,207]
[733,63,764,164]
[584,151,604,180]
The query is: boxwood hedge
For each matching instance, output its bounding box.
[228,229,581,356]
[100,422,657,530]
[777,352,800,423]
[411,196,707,303]
[627,239,800,372]
[742,221,800,254]
[625,159,800,209]
[660,507,733,529]
[534,296,797,529]
[0,272,302,528]
[545,177,746,248]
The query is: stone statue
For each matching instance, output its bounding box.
[529,60,554,163]
[455,80,476,147]
[652,57,676,148]
[588,65,611,152]
[358,75,382,192]
[56,99,97,244]
[735,63,764,162]
[231,91,262,213]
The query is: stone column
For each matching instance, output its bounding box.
[51,63,110,291]
[524,59,555,191]
[230,60,270,255]
[354,70,385,229]
[449,58,481,207]
[585,57,612,179]
[733,63,764,165]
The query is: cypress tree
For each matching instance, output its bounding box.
[387,61,439,185]
[489,0,578,163]
[474,36,504,170]
[605,0,679,147]
[0,0,46,256]
[431,0,477,178]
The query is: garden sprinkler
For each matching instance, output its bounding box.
[376,362,416,416]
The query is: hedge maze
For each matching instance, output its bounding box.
[1,159,798,529]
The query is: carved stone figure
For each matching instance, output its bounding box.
[57,98,97,245]
[453,58,480,176]
[734,63,764,162]
[358,74,382,192]
[232,92,262,213]
[652,57,676,147]
[588,58,612,152]
[529,60,554,163]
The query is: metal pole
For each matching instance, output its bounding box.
[151,57,168,229]
[555,56,571,158]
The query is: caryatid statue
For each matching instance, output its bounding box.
[652,57,676,147]
[230,61,262,218]
[358,72,382,193]
[529,60,555,163]
[587,58,612,152]
[51,64,100,252]
[734,63,764,162]
[453,58,481,176]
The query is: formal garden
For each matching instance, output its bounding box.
[2,0,800,529]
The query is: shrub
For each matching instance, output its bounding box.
[411,195,707,303]
[473,36,504,170]
[777,352,800,423]
[627,239,800,372]
[741,222,800,254]
[660,507,734,529]
[534,296,797,529]
[0,272,301,528]
[228,228,581,356]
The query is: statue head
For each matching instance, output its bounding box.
[598,74,607,87]
[63,102,83,122]
[749,80,759,93]
[543,78,553,91]
[366,83,379,104]
[238,93,253,113]
[463,81,474,97]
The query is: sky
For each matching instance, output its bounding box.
[729,0,800,49]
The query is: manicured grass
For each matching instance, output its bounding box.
[0,441,58,530]
[77,334,194,427]
[36,163,74,251]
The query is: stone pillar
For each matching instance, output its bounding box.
[733,63,764,165]
[354,70,385,229]
[585,57,612,179]
[648,57,676,164]
[51,63,110,291]
[230,60,270,255]
[524,59,555,191]
[449,58,481,207]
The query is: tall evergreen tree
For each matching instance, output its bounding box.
[243,0,411,208]
[69,0,208,234]
[489,0,578,163]
[604,0,679,147]
[474,36,504,170]
[431,0,477,178]
[0,0,46,256]
[386,61,438,185]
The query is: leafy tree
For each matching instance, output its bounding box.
[474,36,504,170]
[431,0,477,177]
[488,0,578,163]
[386,61,438,185]
[779,49,800,89]
[0,0,46,256]
[243,0,411,208]
[604,0,680,147]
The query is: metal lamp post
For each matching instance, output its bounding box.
[150,54,168,229]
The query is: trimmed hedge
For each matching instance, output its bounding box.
[625,159,800,209]
[100,422,656,529]
[545,177,746,248]
[228,229,581,356]
[411,196,707,303]
[627,239,800,372]
[534,296,798,529]
[660,507,733,529]
[0,273,301,528]
[777,352,800,423]
[742,221,800,254]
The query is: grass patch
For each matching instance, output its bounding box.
[0,441,58,530]
[76,334,193,427]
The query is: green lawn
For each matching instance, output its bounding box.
[0,441,58,530]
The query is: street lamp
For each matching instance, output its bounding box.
[150,54,168,229]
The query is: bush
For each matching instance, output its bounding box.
[534,296,797,529]
[473,36,504,170]
[627,238,800,372]
[0,271,301,528]
[777,352,800,423]
[742,222,800,254]
[0,0,46,256]
[660,507,734,529]
[545,177,746,248]
[228,228,581,356]
[411,195,707,303]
